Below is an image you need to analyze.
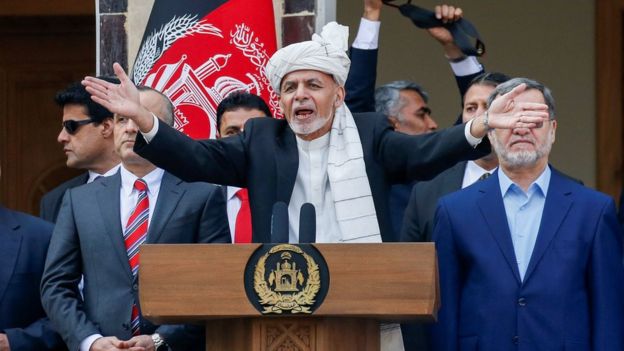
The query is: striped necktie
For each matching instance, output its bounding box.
[124,178,149,335]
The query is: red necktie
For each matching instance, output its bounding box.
[124,179,149,335]
[234,188,252,243]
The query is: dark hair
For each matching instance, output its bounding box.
[55,76,120,124]
[216,92,271,130]
[374,80,429,119]
[467,72,511,91]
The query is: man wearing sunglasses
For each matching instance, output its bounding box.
[39,78,121,223]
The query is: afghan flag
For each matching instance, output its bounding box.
[132,0,279,140]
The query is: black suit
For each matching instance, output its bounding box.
[0,206,65,350]
[401,162,467,243]
[39,173,88,223]
[135,112,489,244]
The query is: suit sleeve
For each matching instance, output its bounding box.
[134,122,248,188]
[40,191,101,351]
[344,47,378,113]
[589,198,624,350]
[4,318,65,351]
[400,184,425,243]
[197,185,231,244]
[430,200,459,351]
[376,118,490,183]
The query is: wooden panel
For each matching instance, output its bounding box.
[205,318,379,351]
[0,16,95,213]
[139,243,438,323]
[0,1,93,16]
[596,0,624,200]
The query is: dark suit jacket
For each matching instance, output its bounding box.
[401,162,466,243]
[134,112,489,243]
[619,188,624,227]
[0,207,65,350]
[39,173,88,223]
[432,169,624,351]
[41,171,230,351]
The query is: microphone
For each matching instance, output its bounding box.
[271,202,289,243]
[299,203,316,243]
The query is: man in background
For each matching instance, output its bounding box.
[40,78,121,222]
[216,91,271,243]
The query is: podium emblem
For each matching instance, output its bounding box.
[245,244,329,314]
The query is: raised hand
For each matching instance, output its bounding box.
[427,4,464,59]
[82,63,154,132]
[486,83,550,130]
[363,0,383,21]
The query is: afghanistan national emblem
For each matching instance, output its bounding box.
[245,244,329,314]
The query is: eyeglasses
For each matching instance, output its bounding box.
[62,119,94,135]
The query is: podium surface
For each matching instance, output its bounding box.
[140,243,438,350]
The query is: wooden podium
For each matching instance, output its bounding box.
[139,243,439,351]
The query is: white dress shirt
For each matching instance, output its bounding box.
[461,161,497,188]
[80,165,164,351]
[226,186,242,242]
[87,164,121,183]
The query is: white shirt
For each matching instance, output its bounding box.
[87,164,120,183]
[226,186,242,242]
[119,165,164,230]
[461,161,497,188]
[80,165,164,351]
[289,133,342,243]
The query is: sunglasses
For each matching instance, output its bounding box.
[62,119,94,135]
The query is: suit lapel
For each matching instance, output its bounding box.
[275,127,298,203]
[96,173,132,277]
[147,172,184,243]
[476,172,522,284]
[0,208,21,303]
[523,171,573,282]
[444,161,467,190]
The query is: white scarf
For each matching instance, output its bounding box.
[327,105,382,243]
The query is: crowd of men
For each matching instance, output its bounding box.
[1,1,623,351]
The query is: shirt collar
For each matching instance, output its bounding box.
[120,165,164,197]
[88,164,121,183]
[227,186,242,201]
[296,132,330,151]
[498,164,551,197]
[466,160,497,178]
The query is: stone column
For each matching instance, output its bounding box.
[97,0,128,76]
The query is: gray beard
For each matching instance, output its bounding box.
[491,132,553,168]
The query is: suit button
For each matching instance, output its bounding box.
[133,283,139,291]
[518,297,527,306]
[512,335,519,344]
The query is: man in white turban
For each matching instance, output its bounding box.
[82,21,548,348]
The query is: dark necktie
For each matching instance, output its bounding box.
[478,172,491,181]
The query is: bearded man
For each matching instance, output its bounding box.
[82,23,549,350]
[431,78,624,351]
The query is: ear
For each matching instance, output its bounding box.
[334,86,345,108]
[100,118,115,138]
[550,119,557,143]
[387,116,400,130]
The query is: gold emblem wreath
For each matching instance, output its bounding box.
[253,244,320,314]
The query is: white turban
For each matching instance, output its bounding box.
[266,22,351,92]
